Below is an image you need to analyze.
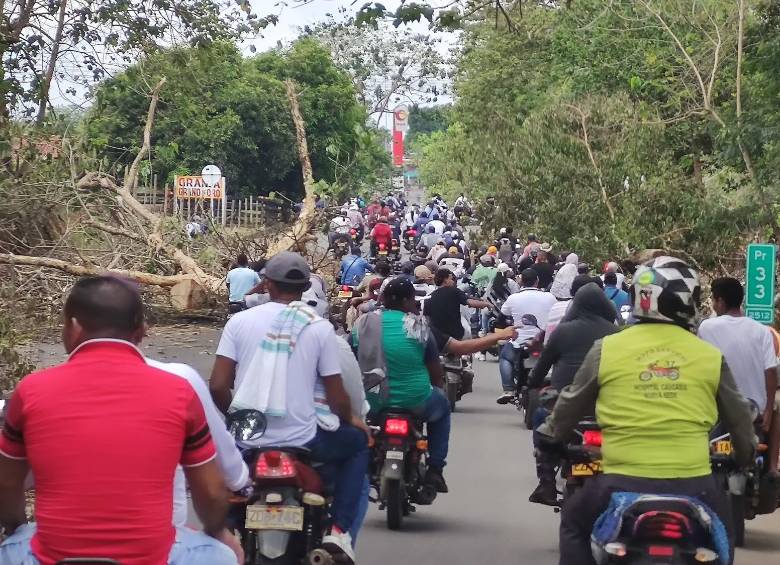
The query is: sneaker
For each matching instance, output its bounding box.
[322,527,355,564]
[425,466,449,493]
[528,481,559,507]
[496,392,514,405]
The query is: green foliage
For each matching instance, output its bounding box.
[407,105,451,144]
[414,0,777,268]
[85,40,387,198]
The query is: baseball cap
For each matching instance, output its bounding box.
[264,252,311,284]
[414,265,434,281]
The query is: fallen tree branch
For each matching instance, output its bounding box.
[84,219,145,242]
[0,253,192,287]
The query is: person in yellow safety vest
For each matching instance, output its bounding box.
[537,255,756,565]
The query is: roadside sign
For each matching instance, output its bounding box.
[393,105,409,133]
[175,175,225,199]
[745,243,776,325]
[201,164,222,187]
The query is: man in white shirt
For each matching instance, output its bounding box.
[145,359,249,531]
[427,213,446,235]
[496,269,556,404]
[210,252,366,563]
[600,261,626,289]
[698,277,779,473]
[329,210,352,248]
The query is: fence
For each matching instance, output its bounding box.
[127,172,293,228]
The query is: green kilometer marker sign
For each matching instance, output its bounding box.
[745,243,777,325]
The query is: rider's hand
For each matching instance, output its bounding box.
[352,415,375,447]
[493,326,517,341]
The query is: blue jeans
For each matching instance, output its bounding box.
[411,388,451,469]
[0,523,236,565]
[349,475,370,547]
[306,424,369,533]
[499,342,516,392]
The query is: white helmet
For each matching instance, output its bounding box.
[631,256,701,328]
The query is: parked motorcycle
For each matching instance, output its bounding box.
[368,410,438,531]
[227,410,336,565]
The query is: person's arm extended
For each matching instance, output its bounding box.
[0,455,27,533]
[716,359,757,468]
[529,330,560,389]
[322,374,352,421]
[446,326,516,356]
[467,298,491,309]
[210,355,237,415]
[184,459,229,537]
[764,366,778,432]
[537,341,602,443]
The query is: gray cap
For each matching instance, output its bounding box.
[264,251,311,284]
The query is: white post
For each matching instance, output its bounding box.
[221,177,227,226]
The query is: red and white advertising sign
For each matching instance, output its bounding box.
[392,131,404,167]
[393,105,409,133]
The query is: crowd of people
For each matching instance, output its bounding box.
[1,189,779,565]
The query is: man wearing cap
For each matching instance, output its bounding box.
[210,252,367,563]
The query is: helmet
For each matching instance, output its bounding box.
[499,227,507,235]
[631,255,700,327]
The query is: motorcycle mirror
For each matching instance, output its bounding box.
[226,409,267,443]
[520,314,540,328]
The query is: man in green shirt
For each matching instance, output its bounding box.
[353,277,451,492]
[538,256,755,565]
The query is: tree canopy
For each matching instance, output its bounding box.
[85,39,389,198]
[413,0,780,268]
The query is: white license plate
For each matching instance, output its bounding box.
[386,450,404,460]
[338,291,353,298]
[379,251,388,255]
[523,358,538,368]
[245,504,304,531]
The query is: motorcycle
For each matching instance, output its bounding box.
[332,237,349,260]
[368,410,438,530]
[227,410,337,565]
[328,284,356,331]
[390,238,402,262]
[403,229,417,251]
[709,414,779,547]
[442,354,475,412]
[590,494,723,564]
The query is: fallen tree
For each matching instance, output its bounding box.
[1,77,322,310]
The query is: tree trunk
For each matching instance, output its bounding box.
[264,80,318,257]
[35,0,67,126]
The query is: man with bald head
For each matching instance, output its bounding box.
[0,276,237,565]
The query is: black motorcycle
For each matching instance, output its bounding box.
[368,410,438,530]
[442,354,474,412]
[227,411,336,565]
[328,284,356,331]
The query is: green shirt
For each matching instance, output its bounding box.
[378,309,434,409]
[471,265,497,291]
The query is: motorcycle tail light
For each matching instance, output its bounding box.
[407,229,417,236]
[694,548,718,562]
[350,229,356,235]
[385,418,409,436]
[255,450,297,479]
[647,546,674,557]
[634,511,690,542]
[342,285,350,291]
[583,430,602,447]
[379,243,386,250]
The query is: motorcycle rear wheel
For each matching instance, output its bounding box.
[386,479,405,530]
[731,493,746,547]
[446,380,458,412]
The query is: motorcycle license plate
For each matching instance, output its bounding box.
[379,251,388,256]
[523,358,538,369]
[571,461,602,476]
[386,450,404,460]
[338,291,353,298]
[714,440,732,455]
[245,504,304,531]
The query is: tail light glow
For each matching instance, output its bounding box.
[385,418,409,436]
[342,285,350,291]
[583,430,602,447]
[379,243,386,250]
[255,450,297,479]
[647,546,674,557]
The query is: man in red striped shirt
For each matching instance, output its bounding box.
[0,276,237,565]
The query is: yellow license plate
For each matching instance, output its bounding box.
[715,440,732,455]
[572,461,602,476]
[338,291,353,298]
[379,251,388,255]
[245,505,304,531]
